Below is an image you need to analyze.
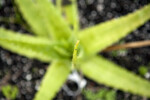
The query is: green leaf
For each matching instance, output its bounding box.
[15,0,50,37]
[63,0,79,33]
[83,88,116,100]
[0,28,68,62]
[78,56,150,97]
[2,85,18,100]
[56,0,62,12]
[35,0,72,40]
[105,90,116,100]
[34,61,71,100]
[138,66,149,76]
[78,4,150,55]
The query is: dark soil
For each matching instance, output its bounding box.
[0,0,150,100]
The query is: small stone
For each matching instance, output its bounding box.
[97,4,104,12]
[26,74,32,81]
[4,7,9,13]
[86,0,94,5]
[35,81,40,90]
[39,69,45,75]
[111,2,116,8]
[6,58,12,65]
[90,11,97,19]
[98,0,104,4]
[107,12,113,19]
[145,72,150,79]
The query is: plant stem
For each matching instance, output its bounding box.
[103,40,150,52]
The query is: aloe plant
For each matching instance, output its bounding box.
[0,0,150,100]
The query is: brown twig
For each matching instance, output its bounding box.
[102,40,150,52]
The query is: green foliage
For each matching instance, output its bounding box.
[1,85,18,100]
[78,56,150,97]
[56,0,62,12]
[78,4,150,55]
[34,61,71,100]
[15,0,72,39]
[83,88,116,100]
[138,66,149,76]
[110,49,127,57]
[15,0,50,37]
[0,0,150,100]
[0,28,71,62]
[63,0,79,33]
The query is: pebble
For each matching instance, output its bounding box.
[39,69,45,75]
[145,72,150,79]
[97,4,104,12]
[26,74,32,81]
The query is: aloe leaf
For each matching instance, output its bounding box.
[56,0,62,12]
[34,61,71,100]
[78,56,150,97]
[15,0,50,37]
[78,4,150,55]
[0,28,66,62]
[63,0,79,33]
[35,0,72,40]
